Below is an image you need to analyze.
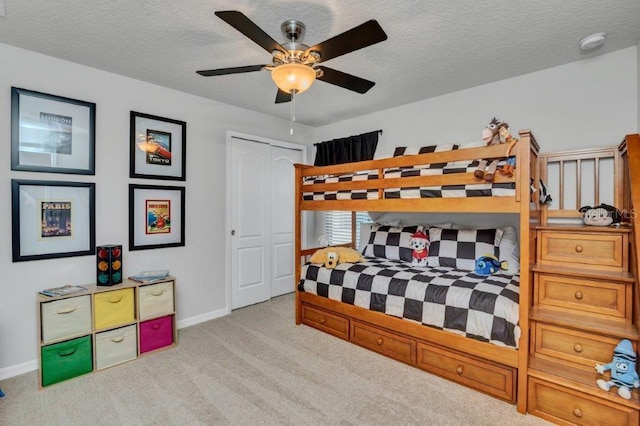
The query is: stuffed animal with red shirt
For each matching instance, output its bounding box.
[410,231,429,267]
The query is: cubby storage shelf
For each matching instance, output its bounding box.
[37,277,177,387]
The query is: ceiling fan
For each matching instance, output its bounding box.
[196,11,388,104]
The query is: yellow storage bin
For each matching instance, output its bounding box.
[93,288,135,330]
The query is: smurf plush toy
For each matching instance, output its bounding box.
[595,339,640,400]
[410,230,429,267]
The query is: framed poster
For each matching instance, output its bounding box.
[129,184,185,250]
[11,87,96,175]
[130,111,186,181]
[11,180,96,262]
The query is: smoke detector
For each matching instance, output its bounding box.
[579,33,606,51]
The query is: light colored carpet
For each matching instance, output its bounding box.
[0,293,549,425]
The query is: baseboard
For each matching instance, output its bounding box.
[0,307,230,381]
[0,359,38,381]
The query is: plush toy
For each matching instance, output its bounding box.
[579,204,622,226]
[474,255,508,276]
[409,230,429,267]
[309,246,364,269]
[474,117,505,182]
[595,339,640,400]
[497,122,518,177]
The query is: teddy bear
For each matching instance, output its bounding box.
[595,339,640,400]
[310,246,364,269]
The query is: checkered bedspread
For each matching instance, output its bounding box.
[302,161,515,201]
[299,257,520,348]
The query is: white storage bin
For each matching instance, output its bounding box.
[41,295,92,344]
[139,281,174,320]
[95,325,137,370]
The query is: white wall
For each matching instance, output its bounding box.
[316,47,638,156]
[0,43,316,375]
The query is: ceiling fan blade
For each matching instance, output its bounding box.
[275,89,292,104]
[316,66,375,94]
[305,20,387,63]
[196,65,266,76]
[215,11,287,55]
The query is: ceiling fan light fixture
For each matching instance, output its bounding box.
[271,63,316,94]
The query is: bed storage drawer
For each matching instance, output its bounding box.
[535,273,629,320]
[95,325,138,370]
[301,304,349,340]
[139,281,174,320]
[41,295,92,344]
[532,323,626,370]
[350,321,416,365]
[528,377,639,425]
[416,342,515,403]
[94,288,135,330]
[538,231,625,271]
[41,335,93,387]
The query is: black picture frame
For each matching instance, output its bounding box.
[11,87,96,175]
[129,184,185,251]
[130,111,186,181]
[12,179,96,262]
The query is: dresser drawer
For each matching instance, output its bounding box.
[41,295,92,344]
[139,281,174,321]
[140,315,174,353]
[532,323,627,370]
[417,342,515,402]
[94,288,135,330]
[351,321,416,365]
[538,231,625,271]
[536,274,630,321]
[528,377,639,425]
[95,325,138,370]
[41,335,93,387]
[301,304,349,340]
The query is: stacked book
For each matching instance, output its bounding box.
[128,270,170,283]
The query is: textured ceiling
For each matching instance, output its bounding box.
[0,0,639,127]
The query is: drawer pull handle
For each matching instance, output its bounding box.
[319,318,326,324]
[574,291,583,300]
[573,408,582,418]
[575,245,583,253]
[573,343,583,353]
[456,366,464,375]
[107,296,124,303]
[376,338,383,346]
[152,324,162,330]
[56,306,77,315]
[111,336,125,343]
[59,348,77,357]
[150,289,165,296]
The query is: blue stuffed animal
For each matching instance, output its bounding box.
[474,255,508,276]
[595,339,640,399]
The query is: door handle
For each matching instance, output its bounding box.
[231,229,236,236]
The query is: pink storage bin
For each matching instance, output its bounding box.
[139,315,173,353]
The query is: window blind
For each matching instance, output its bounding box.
[325,211,370,250]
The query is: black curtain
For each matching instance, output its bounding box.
[313,130,380,166]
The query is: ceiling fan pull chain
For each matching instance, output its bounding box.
[290,90,296,135]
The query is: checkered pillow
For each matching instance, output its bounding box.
[393,144,459,168]
[427,227,504,270]
[363,224,424,262]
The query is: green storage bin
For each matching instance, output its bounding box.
[41,335,93,387]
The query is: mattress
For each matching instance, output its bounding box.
[299,256,520,348]
[302,160,515,201]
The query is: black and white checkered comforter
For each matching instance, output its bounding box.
[302,161,515,201]
[299,257,520,348]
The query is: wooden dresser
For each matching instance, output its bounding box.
[528,225,640,425]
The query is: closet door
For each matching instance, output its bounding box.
[271,146,303,297]
[230,138,272,309]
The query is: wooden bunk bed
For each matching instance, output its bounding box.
[294,129,541,413]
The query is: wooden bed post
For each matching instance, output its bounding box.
[294,164,303,325]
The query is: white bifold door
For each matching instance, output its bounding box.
[228,134,304,310]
